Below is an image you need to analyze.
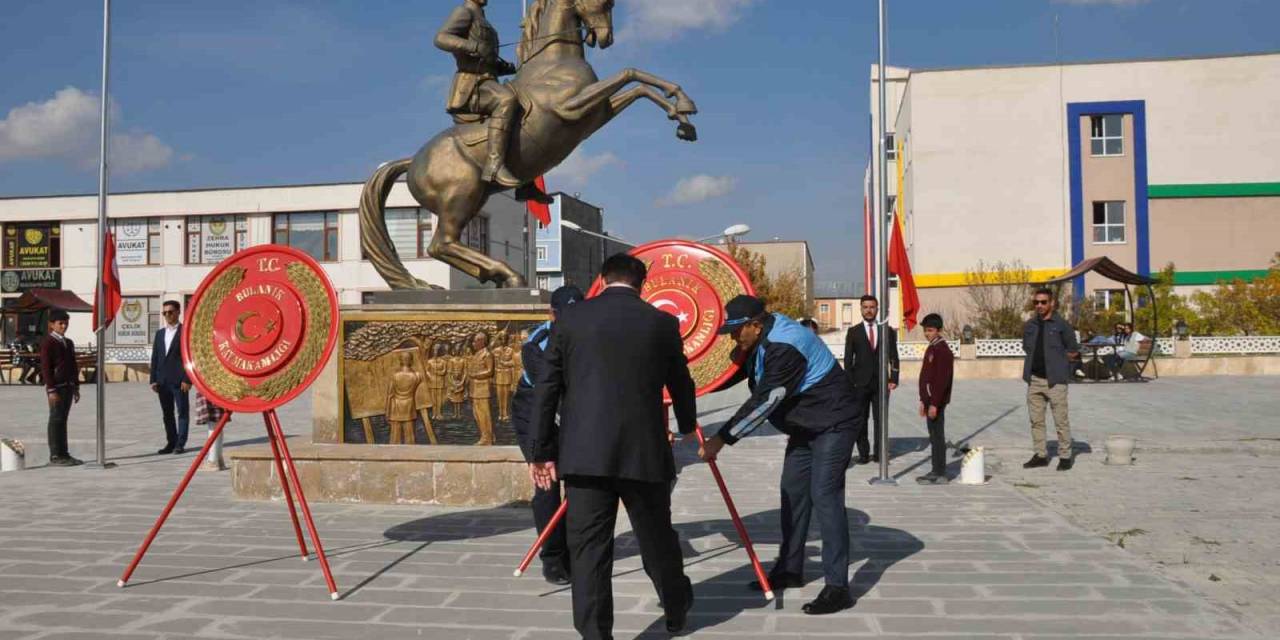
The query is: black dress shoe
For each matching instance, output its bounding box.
[48,456,81,467]
[1023,455,1050,468]
[157,446,174,455]
[856,455,871,465]
[665,576,694,634]
[173,447,186,455]
[542,561,570,586]
[1057,457,1074,471]
[802,585,855,615]
[748,571,803,592]
[870,454,881,463]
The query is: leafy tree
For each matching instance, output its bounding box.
[1191,257,1280,335]
[724,242,810,319]
[1134,263,1205,337]
[963,260,1032,338]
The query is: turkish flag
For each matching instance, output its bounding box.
[888,212,920,331]
[93,231,122,331]
[526,175,551,226]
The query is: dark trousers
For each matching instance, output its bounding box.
[853,386,886,458]
[512,406,568,566]
[565,475,690,640]
[157,384,190,448]
[46,388,73,459]
[778,426,855,588]
[926,408,947,476]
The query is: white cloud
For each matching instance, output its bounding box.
[547,148,621,187]
[657,174,737,207]
[619,0,759,42]
[1052,0,1151,6]
[0,86,174,173]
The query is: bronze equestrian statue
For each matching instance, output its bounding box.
[360,0,699,289]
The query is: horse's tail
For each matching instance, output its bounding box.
[359,158,429,290]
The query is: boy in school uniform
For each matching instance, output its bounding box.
[917,313,954,485]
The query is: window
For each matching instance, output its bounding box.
[885,133,896,161]
[110,218,161,266]
[185,215,248,264]
[377,208,434,260]
[536,275,550,290]
[108,296,160,346]
[274,212,339,262]
[884,195,897,216]
[819,303,830,315]
[461,216,489,255]
[1090,114,1123,156]
[1094,289,1126,312]
[536,245,547,261]
[841,303,854,324]
[1092,201,1126,244]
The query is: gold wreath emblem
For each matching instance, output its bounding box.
[687,258,749,389]
[189,261,330,402]
[24,228,44,245]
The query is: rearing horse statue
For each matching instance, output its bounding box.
[360,0,698,289]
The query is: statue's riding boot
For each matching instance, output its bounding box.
[483,116,521,188]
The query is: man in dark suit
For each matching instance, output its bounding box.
[41,309,82,466]
[150,300,191,455]
[511,284,585,586]
[843,294,899,464]
[530,254,699,639]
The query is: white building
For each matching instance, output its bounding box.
[0,181,530,360]
[869,51,1280,334]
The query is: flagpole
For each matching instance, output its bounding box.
[92,0,113,470]
[871,0,895,486]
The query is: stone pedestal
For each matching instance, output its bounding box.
[1174,338,1192,359]
[230,443,533,506]
[959,343,977,360]
[232,296,551,506]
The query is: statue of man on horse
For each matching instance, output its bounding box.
[361,0,700,290]
[434,0,521,189]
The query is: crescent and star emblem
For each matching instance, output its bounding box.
[235,311,277,344]
[650,298,690,325]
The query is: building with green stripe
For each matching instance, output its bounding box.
[872,51,1279,334]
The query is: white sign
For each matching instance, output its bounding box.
[201,216,234,263]
[114,298,150,345]
[115,219,149,266]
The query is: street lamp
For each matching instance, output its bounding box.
[695,223,751,244]
[961,324,975,344]
[1174,318,1189,340]
[560,219,636,247]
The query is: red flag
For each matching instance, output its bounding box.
[526,175,551,226]
[887,212,920,331]
[93,231,122,331]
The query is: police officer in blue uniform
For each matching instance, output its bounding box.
[511,285,584,585]
[699,294,862,615]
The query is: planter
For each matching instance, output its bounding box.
[1105,435,1137,465]
[959,447,986,485]
[1,439,25,472]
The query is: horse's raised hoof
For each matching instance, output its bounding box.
[675,95,698,115]
[677,123,698,142]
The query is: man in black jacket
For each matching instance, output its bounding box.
[530,254,699,639]
[843,294,899,464]
[511,285,584,586]
[150,300,192,455]
[700,295,862,615]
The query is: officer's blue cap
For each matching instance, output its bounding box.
[718,294,766,334]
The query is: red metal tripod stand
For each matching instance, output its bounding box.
[117,409,340,600]
[512,422,773,600]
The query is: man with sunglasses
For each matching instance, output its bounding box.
[1021,288,1081,471]
[150,300,192,455]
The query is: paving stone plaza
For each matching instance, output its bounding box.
[1,377,1277,639]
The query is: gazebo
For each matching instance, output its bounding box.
[1041,257,1158,381]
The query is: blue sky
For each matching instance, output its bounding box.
[1,0,1277,284]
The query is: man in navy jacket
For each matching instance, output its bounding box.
[150,300,191,455]
[700,294,863,615]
